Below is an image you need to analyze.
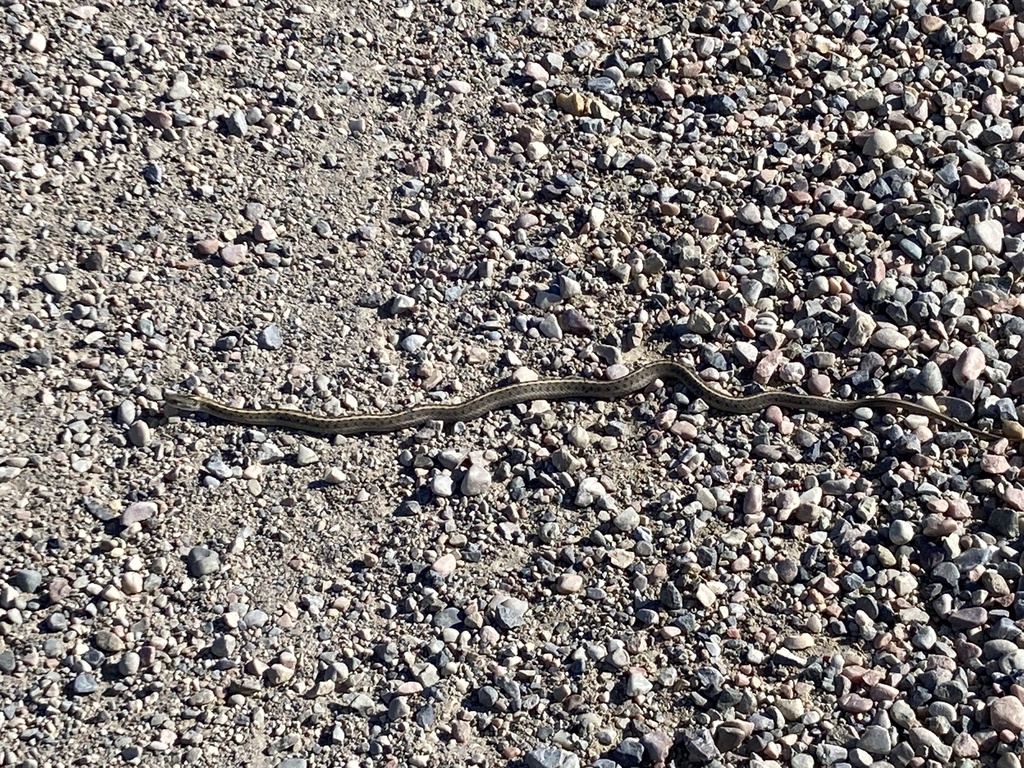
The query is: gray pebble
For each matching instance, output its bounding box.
[478,685,500,708]
[225,110,248,136]
[862,129,897,156]
[242,609,268,628]
[525,746,579,768]
[400,334,427,353]
[625,671,653,697]
[119,652,140,676]
[490,596,528,630]
[258,324,283,350]
[187,546,221,577]
[93,630,124,653]
[460,465,492,496]
[15,569,42,593]
[888,520,914,545]
[73,672,99,695]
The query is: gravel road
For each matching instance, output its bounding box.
[2,1,1024,766]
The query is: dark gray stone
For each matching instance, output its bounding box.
[187,546,220,577]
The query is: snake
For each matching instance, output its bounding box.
[163,360,1014,441]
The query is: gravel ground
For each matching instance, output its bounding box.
[2,0,1024,766]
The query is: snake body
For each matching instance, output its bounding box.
[163,361,1011,441]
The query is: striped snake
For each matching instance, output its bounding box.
[164,360,1013,441]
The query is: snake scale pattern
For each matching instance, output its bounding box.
[164,361,1013,441]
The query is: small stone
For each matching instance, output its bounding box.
[295,446,318,466]
[121,573,143,595]
[969,220,1003,254]
[490,596,528,630]
[431,474,453,497]
[431,553,457,577]
[990,696,1024,736]
[859,725,892,754]
[888,519,914,545]
[777,698,805,721]
[266,664,294,686]
[863,129,897,156]
[524,746,580,768]
[189,689,216,706]
[651,79,675,101]
[783,633,814,651]
[684,729,720,761]
[949,607,987,628]
[187,546,220,577]
[252,221,277,242]
[0,650,15,673]
[243,609,268,628]
[460,465,492,496]
[42,273,68,294]
[258,324,283,350]
[24,32,47,52]
[323,467,347,485]
[526,141,549,161]
[212,634,237,658]
[119,652,140,676]
[612,509,640,532]
[219,244,248,266]
[15,569,42,593]
[73,672,99,694]
[121,501,157,526]
[714,723,749,752]
[225,110,248,136]
[625,671,653,697]
[641,731,673,766]
[94,630,124,653]
[954,347,987,384]
[870,327,910,350]
[166,72,192,100]
[555,573,583,594]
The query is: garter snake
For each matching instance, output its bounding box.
[163,361,1015,441]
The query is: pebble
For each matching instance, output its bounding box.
[625,671,653,698]
[295,445,318,466]
[489,597,528,630]
[969,220,1003,253]
[525,747,579,768]
[15,569,42,593]
[258,324,284,350]
[460,465,492,496]
[42,273,68,294]
[73,673,99,695]
[862,129,897,156]
[990,696,1024,736]
[555,573,583,594]
[187,546,221,577]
